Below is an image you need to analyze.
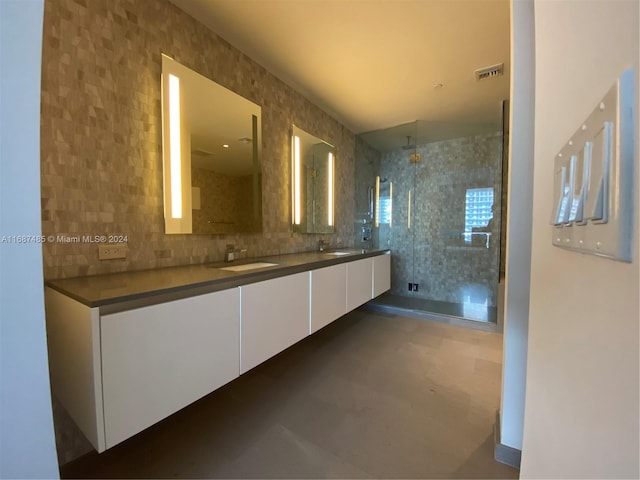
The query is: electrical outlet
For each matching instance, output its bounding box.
[98,244,127,260]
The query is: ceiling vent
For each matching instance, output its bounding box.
[474,63,504,81]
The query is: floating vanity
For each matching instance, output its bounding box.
[45,249,390,453]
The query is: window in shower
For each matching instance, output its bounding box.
[377,181,392,225]
[379,192,392,224]
[464,187,494,243]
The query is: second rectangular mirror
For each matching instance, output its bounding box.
[291,125,336,234]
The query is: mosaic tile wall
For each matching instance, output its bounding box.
[40,0,355,281]
[366,133,503,307]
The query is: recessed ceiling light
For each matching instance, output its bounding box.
[222,144,229,148]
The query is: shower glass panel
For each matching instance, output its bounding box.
[356,119,504,324]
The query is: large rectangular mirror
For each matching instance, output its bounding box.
[161,54,262,234]
[291,125,335,234]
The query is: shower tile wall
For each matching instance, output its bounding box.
[378,133,502,307]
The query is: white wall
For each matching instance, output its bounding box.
[499,0,535,452]
[0,1,60,478]
[521,1,639,478]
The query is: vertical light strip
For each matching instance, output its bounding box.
[327,152,334,226]
[374,175,380,227]
[389,182,393,227]
[407,189,411,229]
[293,135,301,225]
[291,135,295,224]
[168,74,182,219]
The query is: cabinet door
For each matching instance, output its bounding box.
[310,263,347,333]
[346,257,373,311]
[373,253,391,297]
[101,288,240,449]
[240,272,309,373]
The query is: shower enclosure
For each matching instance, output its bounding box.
[355,119,506,325]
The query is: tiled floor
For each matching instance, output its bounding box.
[61,308,517,479]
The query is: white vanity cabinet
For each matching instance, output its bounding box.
[45,251,390,454]
[240,272,310,373]
[310,263,347,333]
[100,288,240,449]
[373,252,391,297]
[45,286,240,452]
[346,257,374,311]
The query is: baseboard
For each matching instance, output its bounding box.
[494,411,522,469]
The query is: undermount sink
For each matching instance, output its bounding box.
[218,262,278,272]
[323,251,351,256]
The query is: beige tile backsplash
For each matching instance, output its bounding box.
[41,0,355,280]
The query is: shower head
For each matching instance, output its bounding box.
[401,135,416,150]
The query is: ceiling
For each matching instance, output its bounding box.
[169,0,510,148]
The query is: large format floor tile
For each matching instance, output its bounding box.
[61,308,517,479]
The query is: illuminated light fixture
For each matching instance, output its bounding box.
[222,144,229,148]
[168,73,182,219]
[374,176,380,227]
[389,182,393,227]
[327,152,334,226]
[293,135,301,225]
[408,190,411,229]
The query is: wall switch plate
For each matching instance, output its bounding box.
[98,244,127,260]
[551,68,636,262]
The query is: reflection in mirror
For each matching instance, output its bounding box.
[161,54,262,234]
[291,125,335,234]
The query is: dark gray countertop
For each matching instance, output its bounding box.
[46,249,389,311]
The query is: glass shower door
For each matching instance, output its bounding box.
[358,119,502,323]
[375,122,418,312]
[409,121,501,321]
